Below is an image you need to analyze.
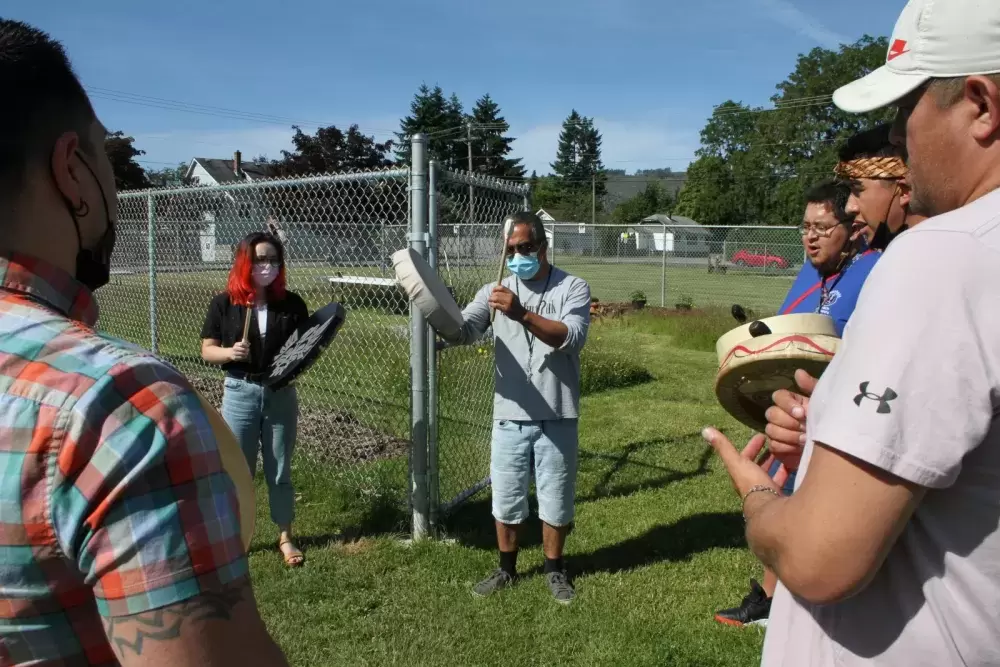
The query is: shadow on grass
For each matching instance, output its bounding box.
[578,435,712,503]
[444,440,715,552]
[249,492,410,556]
[525,511,746,578]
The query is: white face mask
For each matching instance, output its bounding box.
[252,264,277,287]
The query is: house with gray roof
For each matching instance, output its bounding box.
[185,151,274,186]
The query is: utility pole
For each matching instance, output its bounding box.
[467,122,475,228]
[591,173,597,256]
[591,173,596,225]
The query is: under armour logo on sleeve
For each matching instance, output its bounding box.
[853,381,898,414]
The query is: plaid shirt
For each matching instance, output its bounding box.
[0,253,248,666]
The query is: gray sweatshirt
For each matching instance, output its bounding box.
[444,265,591,421]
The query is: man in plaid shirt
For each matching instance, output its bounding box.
[0,20,288,666]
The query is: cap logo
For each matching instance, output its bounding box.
[887,38,909,62]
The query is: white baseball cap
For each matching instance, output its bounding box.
[833,0,1000,113]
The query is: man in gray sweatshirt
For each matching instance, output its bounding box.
[442,211,591,604]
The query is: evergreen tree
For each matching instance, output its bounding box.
[394,84,466,168]
[468,94,525,180]
[550,110,606,206]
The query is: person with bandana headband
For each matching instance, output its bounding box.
[835,123,928,251]
[440,211,591,604]
[0,20,289,666]
[201,231,309,569]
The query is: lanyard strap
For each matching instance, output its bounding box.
[515,268,554,374]
[781,250,876,315]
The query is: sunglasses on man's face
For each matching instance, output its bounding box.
[505,241,539,257]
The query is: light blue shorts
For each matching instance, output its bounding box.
[490,418,579,527]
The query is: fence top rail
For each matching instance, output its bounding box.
[438,167,530,196]
[118,167,411,200]
[545,223,798,231]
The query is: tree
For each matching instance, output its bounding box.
[674,35,893,228]
[105,131,149,191]
[268,124,393,177]
[394,84,466,168]
[550,110,606,207]
[611,182,674,225]
[467,94,525,180]
[673,156,740,226]
[145,162,190,188]
[635,168,673,177]
[527,172,559,211]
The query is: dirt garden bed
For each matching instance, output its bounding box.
[590,299,713,320]
[186,374,410,467]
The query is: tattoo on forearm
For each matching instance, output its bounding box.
[103,582,248,657]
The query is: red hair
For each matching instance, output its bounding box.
[227,231,288,305]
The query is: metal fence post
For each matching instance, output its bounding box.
[409,134,430,541]
[661,223,667,307]
[147,194,158,354]
[426,160,440,535]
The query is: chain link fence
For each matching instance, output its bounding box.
[429,167,529,519]
[545,223,802,313]
[106,169,414,519]
[104,138,810,539]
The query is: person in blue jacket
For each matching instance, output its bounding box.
[777,180,880,337]
[715,179,880,629]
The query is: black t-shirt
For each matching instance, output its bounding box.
[200,291,310,375]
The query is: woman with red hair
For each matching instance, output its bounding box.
[200,231,309,567]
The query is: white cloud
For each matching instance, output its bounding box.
[756,0,848,49]
[510,118,699,176]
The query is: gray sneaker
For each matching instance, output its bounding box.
[546,571,575,605]
[473,569,516,597]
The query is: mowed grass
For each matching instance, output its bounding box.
[96,265,777,666]
[241,308,765,667]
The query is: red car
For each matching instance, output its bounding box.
[730,249,789,270]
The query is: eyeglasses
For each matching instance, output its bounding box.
[798,224,841,238]
[505,241,539,256]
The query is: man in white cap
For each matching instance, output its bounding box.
[702,0,1000,664]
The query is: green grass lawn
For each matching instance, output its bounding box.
[96,266,774,666]
[240,308,766,667]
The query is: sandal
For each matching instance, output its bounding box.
[279,538,305,568]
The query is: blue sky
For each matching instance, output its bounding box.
[5,0,902,176]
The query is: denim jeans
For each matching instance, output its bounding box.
[221,376,298,527]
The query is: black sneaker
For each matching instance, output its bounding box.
[546,571,575,605]
[473,569,516,597]
[714,578,771,627]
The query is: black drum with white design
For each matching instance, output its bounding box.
[265,302,347,391]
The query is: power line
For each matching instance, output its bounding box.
[85,86,398,136]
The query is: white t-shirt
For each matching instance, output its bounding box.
[256,305,268,340]
[763,188,1000,667]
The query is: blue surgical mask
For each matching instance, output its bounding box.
[506,252,540,280]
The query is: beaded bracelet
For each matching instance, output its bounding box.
[741,485,781,521]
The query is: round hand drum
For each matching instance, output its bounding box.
[194,391,256,551]
[715,313,841,431]
[392,248,464,338]
[265,302,347,391]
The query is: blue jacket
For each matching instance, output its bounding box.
[778,249,881,336]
